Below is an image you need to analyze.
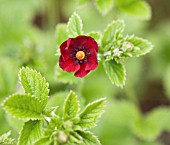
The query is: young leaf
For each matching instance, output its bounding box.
[117,1,151,20]
[19,67,49,107]
[56,23,68,48]
[3,94,44,119]
[125,35,153,57]
[95,0,114,15]
[103,60,126,87]
[102,20,125,50]
[69,132,83,144]
[34,136,52,145]
[18,120,43,145]
[78,131,101,145]
[87,32,101,43]
[77,98,106,129]
[0,131,15,144]
[63,91,80,120]
[67,12,83,37]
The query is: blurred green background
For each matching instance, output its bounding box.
[0,0,170,145]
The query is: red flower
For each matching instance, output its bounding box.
[59,35,98,77]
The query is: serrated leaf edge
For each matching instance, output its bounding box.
[124,35,154,57]
[78,97,106,128]
[78,130,101,145]
[63,90,81,119]
[66,12,83,37]
[104,61,126,88]
[2,93,44,120]
[19,66,50,100]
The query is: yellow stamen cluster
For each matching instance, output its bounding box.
[76,51,85,60]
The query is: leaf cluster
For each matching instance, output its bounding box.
[2,67,106,145]
[76,0,151,20]
[0,131,15,145]
[55,13,153,87]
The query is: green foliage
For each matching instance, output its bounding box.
[114,0,151,20]
[0,131,15,145]
[56,13,153,87]
[77,131,101,145]
[123,35,154,57]
[101,20,153,87]
[37,92,106,144]
[77,98,106,129]
[19,67,49,107]
[55,24,68,48]
[101,20,125,50]
[95,0,114,15]
[18,120,43,145]
[34,136,52,145]
[132,107,170,141]
[2,68,106,145]
[3,94,44,119]
[67,12,83,37]
[132,116,160,141]
[101,20,153,63]
[1,0,169,145]
[103,60,126,87]
[63,91,80,120]
[76,0,151,19]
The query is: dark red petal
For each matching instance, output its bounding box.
[85,53,98,71]
[74,64,90,78]
[60,38,72,61]
[76,36,88,45]
[84,37,98,52]
[59,56,80,72]
[74,36,98,52]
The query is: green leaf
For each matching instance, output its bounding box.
[34,136,52,145]
[78,131,101,145]
[18,120,43,145]
[95,0,114,15]
[19,67,49,107]
[47,91,69,116]
[63,91,80,120]
[131,107,170,141]
[131,117,160,141]
[67,12,83,37]
[124,35,153,57]
[77,98,106,129]
[3,94,44,119]
[55,23,68,48]
[102,20,125,50]
[147,107,170,132]
[0,131,15,144]
[116,0,151,20]
[69,132,83,144]
[103,60,126,87]
[55,65,81,84]
[87,32,101,43]
[43,106,59,117]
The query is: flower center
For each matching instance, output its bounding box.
[76,51,85,60]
